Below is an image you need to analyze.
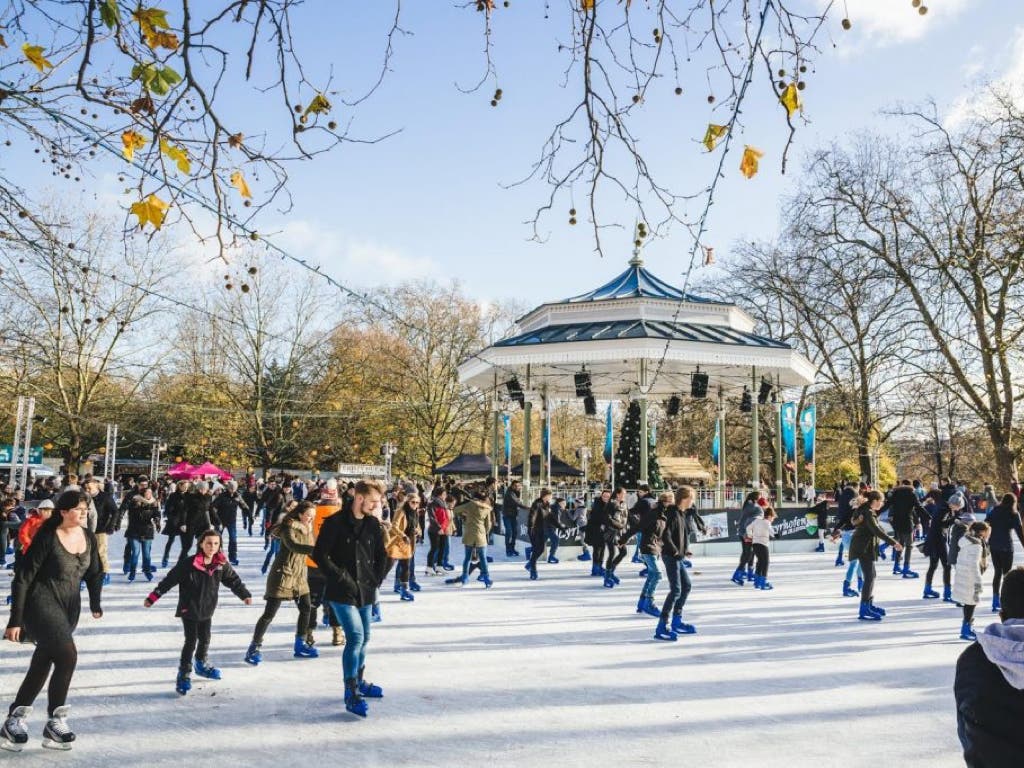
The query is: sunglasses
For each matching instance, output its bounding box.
[408,501,421,506]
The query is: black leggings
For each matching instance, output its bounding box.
[427,532,447,568]
[991,549,1014,598]
[11,640,77,717]
[605,543,626,574]
[753,543,770,577]
[306,569,338,630]
[180,618,212,672]
[738,540,754,569]
[859,558,877,605]
[591,540,606,569]
[892,530,914,569]
[252,594,312,645]
[527,533,546,568]
[926,553,951,587]
[162,532,184,563]
[963,604,976,623]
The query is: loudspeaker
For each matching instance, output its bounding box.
[574,371,592,398]
[758,378,773,405]
[584,395,597,416]
[666,395,681,416]
[691,372,709,399]
[740,388,753,413]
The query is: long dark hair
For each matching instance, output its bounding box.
[39,489,90,535]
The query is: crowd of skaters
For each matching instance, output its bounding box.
[1,469,1022,765]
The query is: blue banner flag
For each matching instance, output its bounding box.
[503,414,511,466]
[799,405,816,464]
[781,402,797,463]
[712,420,720,466]
[603,403,613,463]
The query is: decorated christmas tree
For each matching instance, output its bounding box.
[614,400,665,489]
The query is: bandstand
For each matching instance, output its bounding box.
[457,254,816,505]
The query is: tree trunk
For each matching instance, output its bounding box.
[990,433,1019,490]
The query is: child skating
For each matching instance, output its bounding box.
[144,529,252,695]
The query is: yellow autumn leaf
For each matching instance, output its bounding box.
[739,145,764,179]
[230,170,252,199]
[780,83,801,118]
[159,138,190,174]
[227,132,244,149]
[0,33,7,48]
[22,43,53,72]
[144,29,179,51]
[703,123,727,152]
[130,193,169,230]
[121,130,148,161]
[581,0,594,10]
[132,7,171,34]
[303,93,332,117]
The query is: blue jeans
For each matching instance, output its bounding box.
[842,531,862,581]
[660,555,692,620]
[462,546,491,580]
[545,528,560,559]
[263,538,280,570]
[502,515,518,553]
[639,553,661,599]
[222,523,238,562]
[327,602,372,680]
[129,538,153,575]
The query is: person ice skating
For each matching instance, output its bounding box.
[732,492,763,585]
[831,486,866,597]
[313,479,388,718]
[601,488,629,587]
[882,479,927,579]
[144,529,252,695]
[810,497,829,552]
[245,501,318,666]
[261,497,292,575]
[525,489,555,580]
[585,489,613,577]
[161,480,190,567]
[88,478,119,586]
[621,490,669,617]
[922,492,957,602]
[954,522,992,642]
[385,495,420,600]
[655,486,700,641]
[748,507,776,591]
[2,490,103,752]
[985,494,1024,613]
[425,487,451,576]
[849,491,903,622]
[954,566,1024,768]
[501,480,527,557]
[179,481,213,562]
[545,496,568,564]
[447,488,494,587]
[834,480,859,566]
[125,486,161,582]
[307,479,344,646]
[212,480,249,566]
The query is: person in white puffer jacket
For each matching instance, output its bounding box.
[953,521,991,642]
[746,508,776,591]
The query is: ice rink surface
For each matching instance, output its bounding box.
[2,533,973,767]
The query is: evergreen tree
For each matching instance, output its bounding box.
[614,401,665,489]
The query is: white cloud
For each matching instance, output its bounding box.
[945,26,1024,127]
[830,0,972,51]
[277,219,438,285]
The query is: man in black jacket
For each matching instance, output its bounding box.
[313,479,387,718]
[586,488,613,577]
[955,567,1024,767]
[211,481,248,566]
[178,482,213,562]
[882,480,928,578]
[501,480,527,557]
[87,477,120,585]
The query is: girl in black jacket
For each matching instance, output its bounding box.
[125,488,161,582]
[144,529,251,695]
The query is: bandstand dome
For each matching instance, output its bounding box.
[458,254,816,398]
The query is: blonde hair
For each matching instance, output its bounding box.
[658,491,674,506]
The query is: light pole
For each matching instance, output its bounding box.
[381,441,398,485]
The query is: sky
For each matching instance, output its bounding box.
[5,0,1022,312]
[261,0,1021,306]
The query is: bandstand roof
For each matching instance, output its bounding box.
[458,255,816,400]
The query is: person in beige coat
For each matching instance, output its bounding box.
[244,501,318,664]
[448,490,494,587]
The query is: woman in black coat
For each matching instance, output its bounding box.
[2,490,103,751]
[986,494,1024,612]
[145,529,251,695]
[125,488,162,582]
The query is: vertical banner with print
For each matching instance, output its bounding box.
[799,404,816,465]
[781,402,797,463]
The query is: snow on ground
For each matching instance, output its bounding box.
[2,532,973,767]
